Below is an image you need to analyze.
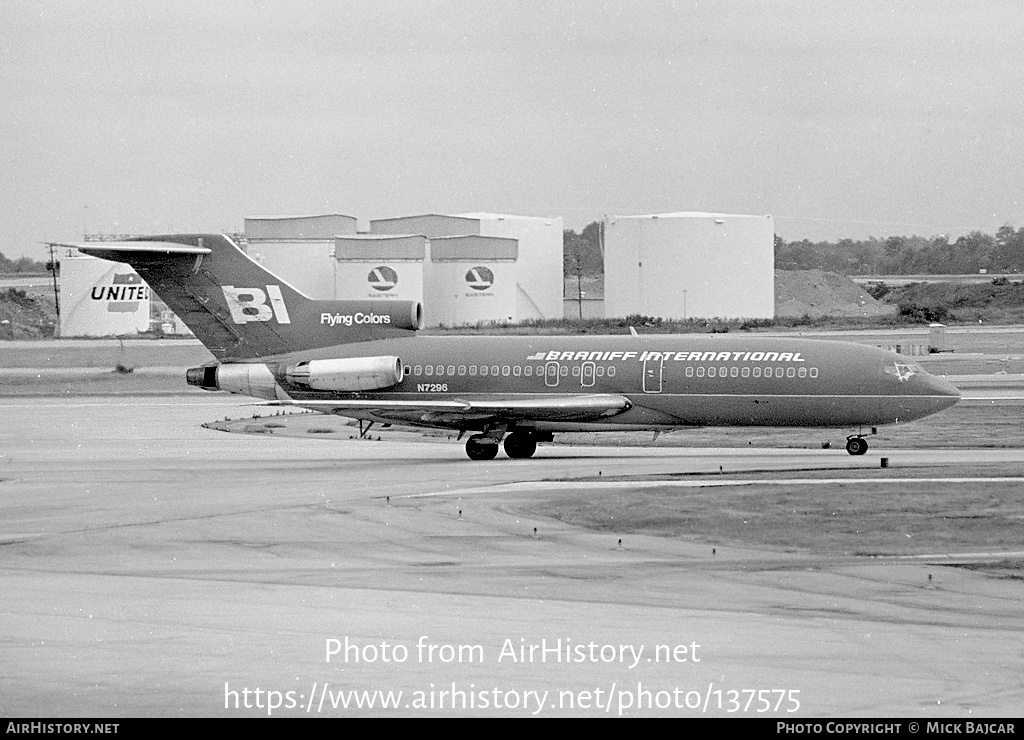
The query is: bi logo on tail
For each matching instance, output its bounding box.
[221,285,291,324]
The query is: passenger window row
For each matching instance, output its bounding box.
[685,366,819,379]
[403,363,814,380]
[406,364,619,378]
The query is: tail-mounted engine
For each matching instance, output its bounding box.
[186,363,282,400]
[187,355,405,397]
[282,356,403,391]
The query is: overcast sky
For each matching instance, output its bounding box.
[2,1,1022,258]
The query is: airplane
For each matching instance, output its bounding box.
[60,234,961,460]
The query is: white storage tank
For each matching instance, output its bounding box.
[58,250,151,337]
[425,235,518,327]
[604,212,774,320]
[458,213,563,322]
[334,234,426,304]
[371,213,563,322]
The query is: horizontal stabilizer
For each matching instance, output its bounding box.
[48,241,211,255]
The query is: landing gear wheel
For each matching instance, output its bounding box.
[846,437,869,456]
[503,433,538,459]
[466,435,499,461]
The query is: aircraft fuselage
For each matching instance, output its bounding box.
[256,333,960,432]
[63,234,959,459]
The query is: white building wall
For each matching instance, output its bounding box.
[604,213,774,320]
[461,213,564,321]
[59,252,151,337]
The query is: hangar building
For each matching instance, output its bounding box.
[604,212,775,320]
[58,249,151,337]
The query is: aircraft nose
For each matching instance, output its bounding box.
[919,372,961,410]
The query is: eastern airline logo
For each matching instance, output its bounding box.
[367,266,398,292]
[465,266,494,291]
[221,285,291,324]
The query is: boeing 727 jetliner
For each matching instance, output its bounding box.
[63,234,960,460]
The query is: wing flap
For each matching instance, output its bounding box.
[461,394,632,420]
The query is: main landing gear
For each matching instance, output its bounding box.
[464,430,549,460]
[465,435,499,460]
[503,432,538,459]
[845,427,877,456]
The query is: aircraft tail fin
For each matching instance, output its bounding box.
[62,234,422,360]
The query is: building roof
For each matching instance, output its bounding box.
[245,214,358,240]
[429,235,518,262]
[246,213,357,221]
[334,234,427,261]
[608,211,772,220]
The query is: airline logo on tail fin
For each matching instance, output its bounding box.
[221,285,291,324]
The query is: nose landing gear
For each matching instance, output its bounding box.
[845,437,869,456]
[845,427,878,456]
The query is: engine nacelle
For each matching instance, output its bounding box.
[186,363,282,400]
[282,356,403,392]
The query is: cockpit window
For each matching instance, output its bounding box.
[884,360,922,382]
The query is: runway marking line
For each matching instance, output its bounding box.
[404,477,1024,498]
[896,550,1024,560]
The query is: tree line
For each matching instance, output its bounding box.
[563,221,605,275]
[774,225,1024,276]
[563,221,1024,277]
[0,251,48,274]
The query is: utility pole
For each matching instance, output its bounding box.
[46,243,61,328]
[576,258,584,320]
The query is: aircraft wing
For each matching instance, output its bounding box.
[262,394,632,425]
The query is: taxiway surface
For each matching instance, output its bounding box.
[1,396,1021,717]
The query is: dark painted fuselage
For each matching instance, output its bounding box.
[269,333,960,433]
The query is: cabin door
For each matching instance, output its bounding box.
[643,356,664,393]
[581,361,596,388]
[544,361,561,388]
